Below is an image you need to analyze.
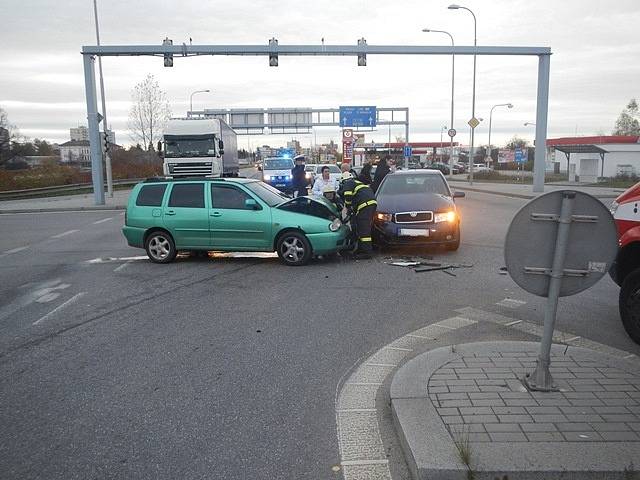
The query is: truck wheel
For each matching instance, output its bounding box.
[276,231,312,266]
[620,268,640,345]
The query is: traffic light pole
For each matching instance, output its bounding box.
[83,54,105,205]
[81,42,551,205]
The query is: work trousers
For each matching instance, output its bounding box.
[355,205,376,253]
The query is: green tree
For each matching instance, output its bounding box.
[505,136,529,150]
[33,138,54,156]
[612,99,640,135]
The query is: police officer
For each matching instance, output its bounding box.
[338,171,377,259]
[291,155,308,197]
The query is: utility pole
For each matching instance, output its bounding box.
[92,0,113,198]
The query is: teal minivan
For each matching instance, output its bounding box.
[122,177,349,266]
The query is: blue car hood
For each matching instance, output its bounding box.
[376,192,454,213]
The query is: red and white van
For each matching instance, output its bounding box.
[610,181,640,344]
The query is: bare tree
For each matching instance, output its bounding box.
[127,74,171,150]
[613,99,640,136]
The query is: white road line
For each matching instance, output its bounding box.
[341,460,389,466]
[33,292,86,326]
[113,261,131,273]
[92,217,113,224]
[51,229,79,239]
[504,320,523,326]
[383,346,413,352]
[366,363,397,368]
[565,336,581,342]
[3,246,29,255]
[87,255,148,264]
[0,210,123,216]
[336,408,377,413]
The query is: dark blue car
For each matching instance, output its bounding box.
[372,169,465,250]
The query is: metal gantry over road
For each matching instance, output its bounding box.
[81,42,552,205]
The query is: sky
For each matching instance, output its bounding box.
[1,0,639,150]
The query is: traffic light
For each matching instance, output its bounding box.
[163,37,173,67]
[269,38,278,67]
[102,132,110,153]
[357,38,367,66]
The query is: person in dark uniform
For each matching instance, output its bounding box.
[358,162,373,185]
[371,156,391,193]
[291,155,308,197]
[338,172,377,259]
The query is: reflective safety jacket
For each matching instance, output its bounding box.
[338,178,377,214]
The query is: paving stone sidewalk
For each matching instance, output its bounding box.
[391,341,640,479]
[431,351,640,444]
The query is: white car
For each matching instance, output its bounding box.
[472,163,491,172]
[314,164,342,184]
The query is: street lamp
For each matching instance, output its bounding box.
[524,122,536,127]
[448,3,477,185]
[189,89,211,116]
[487,103,513,165]
[423,28,455,179]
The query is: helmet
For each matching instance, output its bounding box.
[322,185,336,201]
[340,171,353,182]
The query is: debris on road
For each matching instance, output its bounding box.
[414,262,473,274]
[498,266,508,275]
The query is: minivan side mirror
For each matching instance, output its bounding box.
[453,191,465,199]
[245,198,260,210]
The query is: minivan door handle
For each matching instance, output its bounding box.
[165,210,176,216]
[210,212,222,217]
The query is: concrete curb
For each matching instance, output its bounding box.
[390,341,640,480]
[0,206,125,214]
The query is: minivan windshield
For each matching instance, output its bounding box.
[264,158,294,170]
[244,181,290,207]
[377,174,450,196]
[165,136,216,158]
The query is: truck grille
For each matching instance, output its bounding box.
[394,211,433,223]
[169,163,213,176]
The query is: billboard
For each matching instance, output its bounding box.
[498,149,515,163]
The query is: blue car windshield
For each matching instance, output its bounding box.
[264,158,294,170]
[245,181,289,207]
[378,174,450,196]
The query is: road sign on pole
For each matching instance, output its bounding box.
[467,117,480,129]
[504,190,618,391]
[403,145,412,157]
[447,128,457,138]
[339,106,377,127]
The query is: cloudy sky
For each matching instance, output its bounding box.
[1,0,639,149]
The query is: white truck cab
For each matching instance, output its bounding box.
[162,118,238,177]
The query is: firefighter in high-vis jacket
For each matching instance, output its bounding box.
[338,171,377,259]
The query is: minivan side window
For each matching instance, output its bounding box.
[168,183,205,208]
[136,184,167,206]
[211,184,256,210]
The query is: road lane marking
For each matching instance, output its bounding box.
[51,229,79,239]
[33,292,86,326]
[504,320,522,326]
[496,298,527,308]
[3,246,29,255]
[113,261,132,272]
[335,316,477,480]
[92,217,113,224]
[87,255,148,264]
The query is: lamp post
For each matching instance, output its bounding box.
[487,103,513,165]
[448,4,476,185]
[189,89,211,116]
[423,28,456,179]
[524,122,536,127]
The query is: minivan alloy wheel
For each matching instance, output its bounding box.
[148,235,171,260]
[281,237,305,262]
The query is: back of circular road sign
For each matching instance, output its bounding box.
[504,190,618,297]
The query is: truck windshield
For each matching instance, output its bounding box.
[165,137,216,157]
[264,158,293,170]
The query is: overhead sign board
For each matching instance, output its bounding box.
[403,146,412,157]
[339,106,377,127]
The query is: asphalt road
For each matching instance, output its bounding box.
[0,190,636,479]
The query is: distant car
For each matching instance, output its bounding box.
[351,165,377,180]
[373,169,465,250]
[305,164,317,183]
[426,162,459,175]
[261,157,295,192]
[122,177,349,266]
[454,162,467,173]
[472,163,491,173]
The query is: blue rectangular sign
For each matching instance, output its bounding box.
[339,106,377,127]
[403,146,412,157]
[515,149,527,164]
